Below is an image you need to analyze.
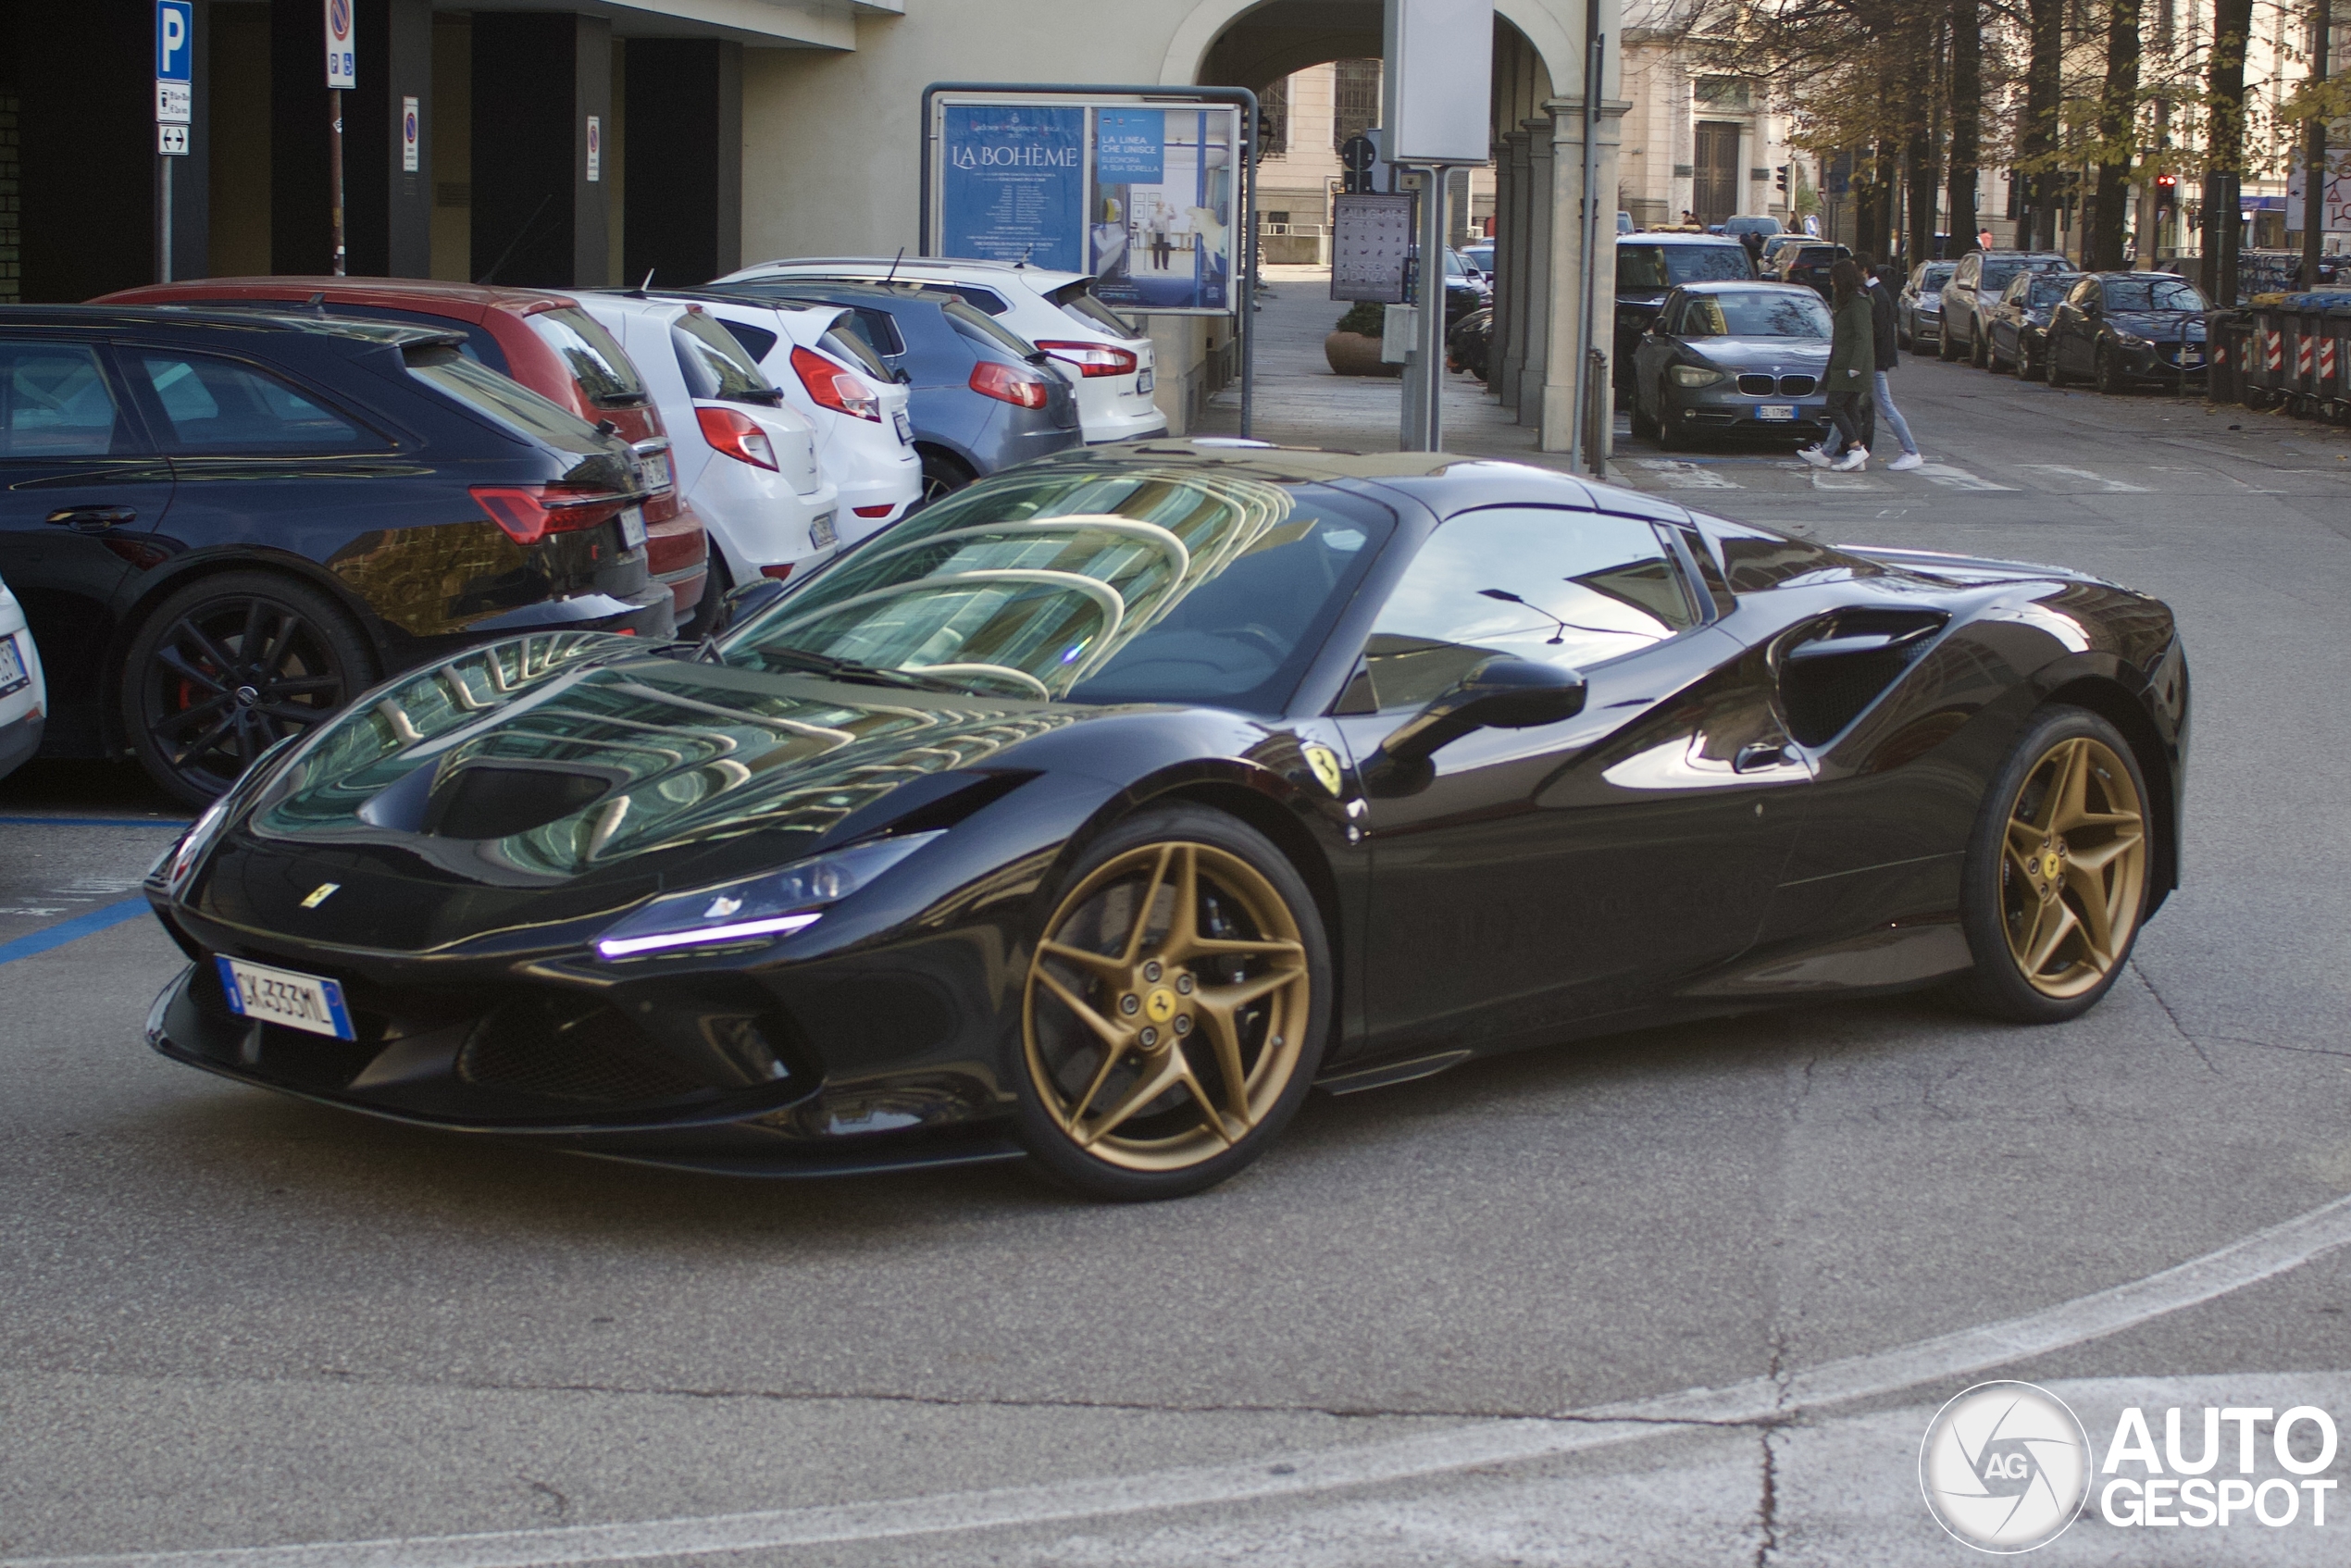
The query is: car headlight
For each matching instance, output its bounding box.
[1919,292,1941,307]
[1670,364,1725,388]
[2115,331,2151,349]
[593,831,944,960]
[152,795,234,895]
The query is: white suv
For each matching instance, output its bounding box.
[714,257,1168,445]
[0,569,45,782]
[578,295,842,592]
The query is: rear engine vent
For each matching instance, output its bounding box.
[423,765,609,840]
[458,993,705,1107]
[1779,612,1947,747]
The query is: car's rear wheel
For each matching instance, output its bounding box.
[124,571,374,807]
[917,447,973,508]
[1953,707,2151,1024]
[1938,322,1960,361]
[2014,335,2038,381]
[1015,805,1330,1201]
[1970,328,1990,369]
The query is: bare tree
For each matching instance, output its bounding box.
[2202,0,2258,303]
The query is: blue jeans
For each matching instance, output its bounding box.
[1823,371,1918,456]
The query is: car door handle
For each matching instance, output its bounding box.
[45,505,138,532]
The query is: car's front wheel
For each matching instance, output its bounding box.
[1952,707,2152,1024]
[123,571,374,807]
[1970,327,1990,369]
[2094,344,2125,395]
[1014,805,1330,1200]
[2015,334,2039,381]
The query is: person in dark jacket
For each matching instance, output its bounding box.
[1808,254,1923,470]
[1803,258,1876,472]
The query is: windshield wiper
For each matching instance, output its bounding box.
[749,645,976,693]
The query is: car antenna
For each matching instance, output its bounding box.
[629,268,655,297]
[883,246,906,286]
[304,292,327,317]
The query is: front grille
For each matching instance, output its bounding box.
[1736,373,1775,395]
[1779,374,1817,395]
[458,993,707,1106]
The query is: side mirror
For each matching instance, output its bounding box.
[1362,655,1587,798]
[707,576,789,640]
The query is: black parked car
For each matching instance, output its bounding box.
[143,443,2185,1200]
[1984,269,2084,379]
[1612,233,1755,395]
[2042,273,2212,392]
[708,280,1081,503]
[0,307,667,804]
[1761,242,1850,298]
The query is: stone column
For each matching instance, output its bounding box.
[1495,131,1531,412]
[1516,117,1556,429]
[1539,94,1628,456]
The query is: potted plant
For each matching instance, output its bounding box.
[1325,301,1399,377]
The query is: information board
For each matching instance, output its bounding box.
[1331,193,1416,303]
[931,93,1240,316]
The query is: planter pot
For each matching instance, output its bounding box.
[1325,331,1400,378]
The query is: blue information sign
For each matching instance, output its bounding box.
[939,105,1085,272]
[1095,108,1164,182]
[155,1,193,82]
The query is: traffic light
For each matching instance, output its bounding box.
[2155,172,2178,196]
[1775,165,1790,196]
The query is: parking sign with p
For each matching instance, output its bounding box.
[155,3,193,136]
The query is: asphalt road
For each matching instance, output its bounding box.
[6,352,2351,1566]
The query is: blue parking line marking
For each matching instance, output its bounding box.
[0,816,190,828]
[0,898,154,964]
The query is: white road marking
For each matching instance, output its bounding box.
[1629,459,1741,490]
[2017,464,2150,492]
[1810,471,1884,491]
[19,1188,2351,1567]
[1911,463,2016,492]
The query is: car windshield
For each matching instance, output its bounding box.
[1920,265,1957,289]
[1617,244,1753,290]
[672,309,781,404]
[2025,275,2075,305]
[1979,259,2059,290]
[529,306,646,405]
[2102,277,2206,312]
[1679,290,1831,338]
[717,466,1396,710]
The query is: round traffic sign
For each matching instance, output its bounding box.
[328,0,351,42]
[1340,135,1376,174]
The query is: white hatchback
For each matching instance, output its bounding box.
[664,294,922,547]
[579,295,842,591]
[714,257,1168,445]
[0,569,47,782]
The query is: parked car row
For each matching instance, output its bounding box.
[1903,251,2212,392]
[0,257,1168,798]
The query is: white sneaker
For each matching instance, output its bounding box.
[1797,444,1833,468]
[1886,452,1923,471]
[1831,447,1869,472]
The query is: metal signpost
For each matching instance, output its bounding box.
[155,1,193,283]
[1382,0,1493,453]
[920,82,1259,436]
[324,0,355,276]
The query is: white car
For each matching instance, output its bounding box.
[578,295,842,591]
[0,571,47,783]
[663,294,922,547]
[713,257,1168,445]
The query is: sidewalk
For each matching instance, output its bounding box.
[1196,265,1583,468]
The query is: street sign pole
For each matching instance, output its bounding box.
[1403,165,1451,452]
[325,0,355,275]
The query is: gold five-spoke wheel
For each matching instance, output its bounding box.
[1996,733,2146,999]
[1024,839,1313,1176]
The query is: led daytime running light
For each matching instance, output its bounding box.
[597,910,822,960]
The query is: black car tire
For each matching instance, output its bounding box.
[2014,335,2038,381]
[917,447,974,508]
[1938,320,1960,361]
[1952,706,2152,1025]
[2095,344,2124,396]
[1970,327,1990,369]
[1630,387,1660,441]
[125,571,376,808]
[1014,803,1332,1201]
[2045,336,2071,387]
[1653,384,1686,450]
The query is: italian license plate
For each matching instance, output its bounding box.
[891,408,914,445]
[0,636,25,699]
[640,452,674,492]
[215,955,355,1041]
[810,511,838,549]
[618,505,646,550]
[1757,404,1797,421]
[1137,367,1155,395]
[2181,349,2204,365]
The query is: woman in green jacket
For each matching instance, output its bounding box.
[1815,258,1876,471]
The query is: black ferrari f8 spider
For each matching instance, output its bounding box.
[143,442,2188,1199]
